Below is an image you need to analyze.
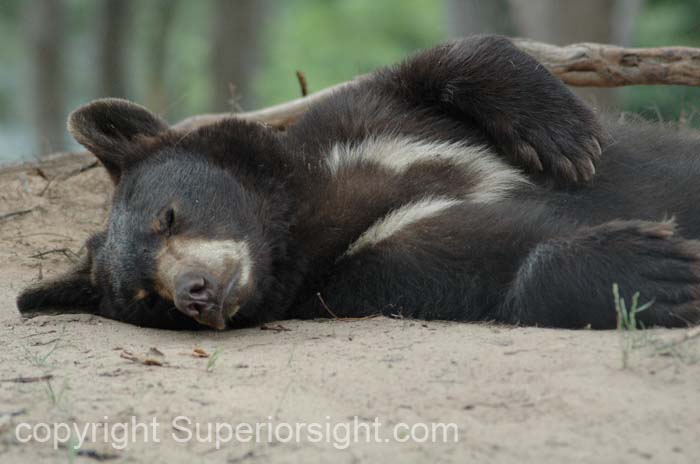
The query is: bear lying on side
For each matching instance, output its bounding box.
[17,35,700,330]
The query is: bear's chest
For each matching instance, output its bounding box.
[291,134,529,263]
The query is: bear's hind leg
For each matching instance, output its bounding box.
[506,219,700,328]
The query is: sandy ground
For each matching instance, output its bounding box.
[0,154,699,464]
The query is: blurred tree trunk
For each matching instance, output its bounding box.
[210,0,265,111]
[25,0,66,155]
[508,0,642,109]
[146,0,179,113]
[97,0,132,98]
[611,0,643,46]
[445,0,514,37]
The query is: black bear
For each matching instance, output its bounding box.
[17,35,700,330]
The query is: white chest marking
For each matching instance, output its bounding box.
[326,135,529,204]
[345,196,462,256]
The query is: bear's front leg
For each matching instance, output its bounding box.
[505,219,700,328]
[384,35,605,184]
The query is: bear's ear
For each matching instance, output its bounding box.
[68,98,168,183]
[16,233,104,317]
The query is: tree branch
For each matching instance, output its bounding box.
[174,82,351,130]
[513,39,700,87]
[174,40,700,132]
[169,40,700,131]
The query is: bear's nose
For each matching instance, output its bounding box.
[181,274,208,300]
[174,271,226,329]
[176,271,214,307]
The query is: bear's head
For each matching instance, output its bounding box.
[17,99,295,330]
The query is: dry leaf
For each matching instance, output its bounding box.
[120,350,165,367]
[192,347,209,358]
[148,347,165,357]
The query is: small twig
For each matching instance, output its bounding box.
[227,83,243,113]
[314,294,381,322]
[260,323,291,333]
[34,167,49,180]
[39,178,55,196]
[334,314,381,322]
[1,374,54,383]
[31,337,60,347]
[19,329,57,339]
[295,70,308,97]
[75,449,120,461]
[0,207,35,223]
[56,443,120,461]
[119,350,165,367]
[0,232,75,241]
[316,292,338,318]
[38,161,100,196]
[29,248,80,262]
[64,160,99,179]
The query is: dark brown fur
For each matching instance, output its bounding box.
[17,35,700,329]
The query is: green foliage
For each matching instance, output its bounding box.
[134,0,213,118]
[613,283,654,369]
[3,0,700,161]
[207,347,222,372]
[612,283,700,368]
[613,283,653,332]
[0,0,27,121]
[621,0,700,125]
[253,0,445,108]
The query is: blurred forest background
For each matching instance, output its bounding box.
[1,0,700,163]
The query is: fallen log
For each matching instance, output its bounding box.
[515,39,700,87]
[174,38,700,131]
